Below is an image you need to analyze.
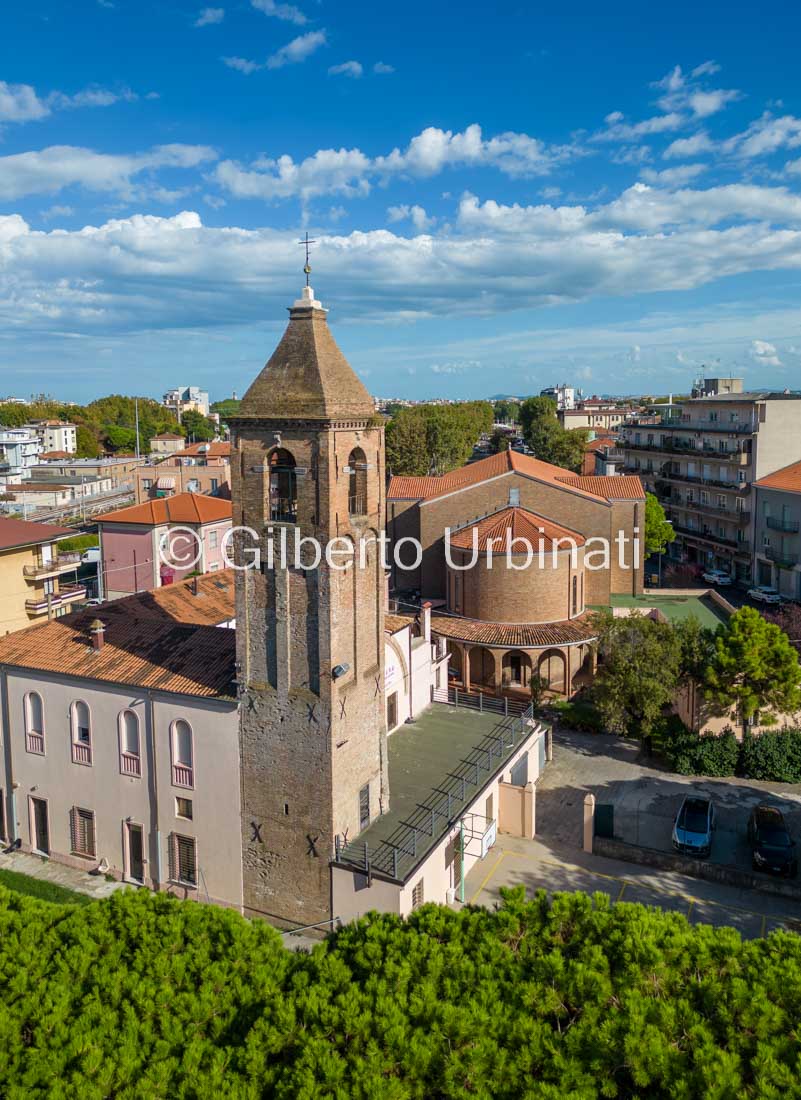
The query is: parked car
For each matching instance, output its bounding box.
[81,546,101,565]
[672,795,715,858]
[747,804,798,876]
[701,569,732,586]
[747,585,784,604]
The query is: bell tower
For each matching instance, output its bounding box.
[230,282,388,926]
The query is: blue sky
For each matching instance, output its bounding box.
[1,0,801,403]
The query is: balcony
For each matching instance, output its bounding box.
[71,741,92,766]
[172,763,194,789]
[25,731,45,754]
[766,517,800,533]
[348,492,368,516]
[25,582,87,616]
[672,500,751,524]
[765,547,799,566]
[671,525,746,551]
[120,751,142,778]
[658,420,755,434]
[656,470,750,492]
[23,552,81,580]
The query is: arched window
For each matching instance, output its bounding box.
[70,700,92,766]
[572,575,578,616]
[119,710,141,777]
[268,448,297,523]
[347,448,368,516]
[171,719,194,789]
[24,692,45,754]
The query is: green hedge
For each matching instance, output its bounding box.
[663,724,801,782]
[547,698,605,733]
[2,884,801,1096]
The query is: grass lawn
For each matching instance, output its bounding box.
[0,868,92,906]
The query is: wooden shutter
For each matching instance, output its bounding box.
[70,807,96,857]
[170,833,197,886]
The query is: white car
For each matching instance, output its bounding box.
[702,569,732,586]
[748,585,784,604]
[81,547,101,565]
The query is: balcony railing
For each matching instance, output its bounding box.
[658,420,755,434]
[765,547,799,566]
[23,552,81,579]
[25,583,87,615]
[671,525,750,552]
[172,763,194,789]
[71,741,92,766]
[766,517,800,533]
[120,751,141,778]
[670,500,751,524]
[656,470,750,491]
[26,731,45,754]
[348,493,368,516]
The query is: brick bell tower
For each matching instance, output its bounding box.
[229,279,388,926]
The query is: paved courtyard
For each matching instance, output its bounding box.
[0,849,127,899]
[464,832,801,939]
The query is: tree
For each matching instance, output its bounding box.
[592,612,681,738]
[644,492,676,557]
[180,409,216,442]
[210,398,241,422]
[493,400,516,423]
[705,606,801,725]
[385,408,430,475]
[674,615,715,680]
[385,402,494,476]
[489,428,510,453]
[518,396,587,472]
[103,425,138,452]
[75,425,101,458]
[518,395,558,436]
[764,602,801,654]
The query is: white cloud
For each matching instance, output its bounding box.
[723,112,801,159]
[750,339,782,367]
[40,204,75,221]
[0,81,50,122]
[328,61,363,78]
[195,7,224,26]
[688,88,740,118]
[692,60,721,78]
[0,144,217,201]
[787,158,801,176]
[214,123,577,205]
[663,132,715,159]
[267,30,326,69]
[640,164,706,187]
[594,112,684,143]
[387,204,435,231]
[373,62,395,74]
[653,64,741,119]
[48,86,138,110]
[222,56,262,74]
[251,0,307,25]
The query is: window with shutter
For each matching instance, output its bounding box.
[411,879,424,910]
[70,807,96,857]
[170,833,197,886]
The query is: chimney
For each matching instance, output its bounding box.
[90,618,105,651]
[192,574,199,596]
[421,600,432,642]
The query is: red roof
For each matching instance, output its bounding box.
[449,506,585,551]
[754,461,801,494]
[97,492,232,526]
[387,450,644,504]
[0,517,73,552]
[176,442,231,458]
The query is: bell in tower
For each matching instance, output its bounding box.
[229,279,388,926]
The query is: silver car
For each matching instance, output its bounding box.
[672,796,715,858]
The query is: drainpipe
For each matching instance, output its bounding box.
[146,690,162,887]
[0,667,17,843]
[459,818,465,903]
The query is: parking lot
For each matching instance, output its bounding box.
[469,726,801,937]
[464,832,801,939]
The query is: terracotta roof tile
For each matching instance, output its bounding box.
[97,492,232,526]
[430,612,598,648]
[0,572,238,698]
[754,461,801,494]
[384,612,415,634]
[555,474,645,500]
[387,450,639,505]
[449,506,585,551]
[174,442,231,457]
[0,517,73,552]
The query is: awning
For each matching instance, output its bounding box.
[156,477,176,489]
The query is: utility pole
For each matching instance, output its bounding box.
[135,398,141,460]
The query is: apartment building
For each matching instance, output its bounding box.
[621,381,801,582]
[134,443,231,504]
[0,518,85,633]
[753,461,801,598]
[24,420,77,455]
[0,428,41,487]
[150,433,186,456]
[32,456,146,490]
[163,386,210,419]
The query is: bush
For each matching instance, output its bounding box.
[739,727,801,783]
[662,722,740,776]
[4,884,801,1095]
[548,697,605,732]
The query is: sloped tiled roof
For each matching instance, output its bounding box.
[96,572,236,627]
[430,612,598,648]
[387,449,644,504]
[449,507,585,551]
[0,517,73,552]
[97,492,232,526]
[174,441,231,457]
[754,461,801,494]
[0,609,236,699]
[554,475,645,500]
[385,612,415,634]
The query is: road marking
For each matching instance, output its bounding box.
[468,851,508,905]
[616,882,626,901]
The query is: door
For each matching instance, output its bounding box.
[126,823,145,883]
[31,797,49,855]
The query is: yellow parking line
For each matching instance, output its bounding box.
[468,851,508,905]
[616,882,626,901]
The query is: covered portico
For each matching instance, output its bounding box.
[436,614,597,700]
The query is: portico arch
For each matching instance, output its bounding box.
[468,646,495,690]
[502,649,532,688]
[537,647,568,695]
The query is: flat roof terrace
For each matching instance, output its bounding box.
[336,702,538,884]
[609,592,729,631]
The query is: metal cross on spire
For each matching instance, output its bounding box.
[299,231,316,287]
